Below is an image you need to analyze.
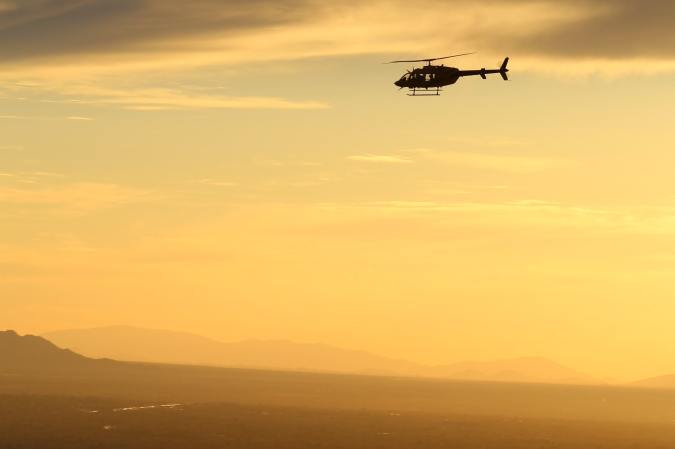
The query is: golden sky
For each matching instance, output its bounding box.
[2,0,675,381]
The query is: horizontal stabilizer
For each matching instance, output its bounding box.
[500,72,508,81]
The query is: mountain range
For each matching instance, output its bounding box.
[5,328,675,388]
[42,325,596,384]
[0,329,97,373]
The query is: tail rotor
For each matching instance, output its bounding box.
[499,57,509,81]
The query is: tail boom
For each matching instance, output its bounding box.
[459,57,509,81]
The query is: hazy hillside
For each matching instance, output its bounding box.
[43,326,422,375]
[431,357,596,384]
[43,326,595,384]
[631,374,675,389]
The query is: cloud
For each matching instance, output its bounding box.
[444,136,534,149]
[0,182,154,212]
[0,170,63,184]
[66,116,94,121]
[0,114,96,120]
[350,148,565,173]
[253,159,322,167]
[0,2,14,13]
[83,87,329,110]
[408,148,567,173]
[0,0,309,64]
[197,179,238,188]
[1,0,674,82]
[347,154,413,164]
[313,199,675,236]
[505,0,675,59]
[7,85,329,111]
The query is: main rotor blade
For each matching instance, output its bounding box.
[384,52,475,64]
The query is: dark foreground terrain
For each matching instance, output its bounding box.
[3,363,675,423]
[2,394,675,449]
[3,367,675,449]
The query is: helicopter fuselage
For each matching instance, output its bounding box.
[394,65,461,89]
[392,57,509,95]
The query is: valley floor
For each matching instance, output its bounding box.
[2,364,675,448]
[2,395,675,449]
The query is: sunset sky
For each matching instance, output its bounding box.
[2,0,675,381]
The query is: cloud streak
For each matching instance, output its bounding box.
[0,114,94,120]
[409,148,568,173]
[196,179,238,188]
[506,0,675,59]
[350,148,566,173]
[5,85,329,110]
[66,116,94,121]
[347,154,413,164]
[312,199,675,237]
[86,87,329,110]
[0,182,155,212]
[0,0,309,64]
[1,0,674,80]
[0,0,672,113]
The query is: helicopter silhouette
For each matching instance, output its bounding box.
[387,53,509,96]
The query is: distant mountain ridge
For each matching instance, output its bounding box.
[630,374,675,389]
[42,326,596,384]
[0,330,95,373]
[10,328,675,388]
[430,357,596,384]
[43,326,422,375]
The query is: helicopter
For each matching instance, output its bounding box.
[387,53,509,96]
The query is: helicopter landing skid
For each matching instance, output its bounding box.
[407,88,442,96]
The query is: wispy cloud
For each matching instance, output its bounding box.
[0,114,95,121]
[408,148,568,174]
[22,85,329,111]
[0,2,14,13]
[253,159,322,167]
[0,182,155,212]
[311,199,675,236]
[66,116,94,121]
[346,148,565,173]
[0,171,63,184]
[347,154,413,164]
[196,179,238,188]
[1,0,672,82]
[113,91,328,111]
[444,136,534,149]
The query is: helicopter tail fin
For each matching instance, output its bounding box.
[500,57,509,80]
